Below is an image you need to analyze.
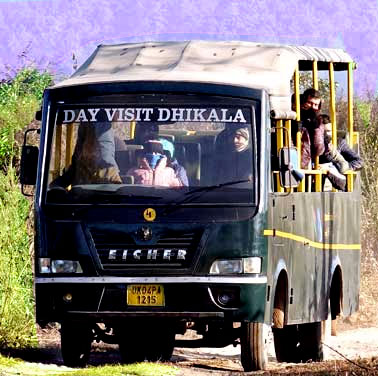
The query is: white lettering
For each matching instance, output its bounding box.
[207,108,220,122]
[87,108,100,122]
[109,250,117,260]
[63,110,75,123]
[105,108,119,121]
[133,250,141,260]
[163,249,172,260]
[147,249,158,260]
[220,108,233,122]
[117,108,124,121]
[122,250,128,260]
[158,108,170,121]
[76,109,88,122]
[185,108,193,121]
[61,107,247,124]
[177,249,187,260]
[135,108,143,121]
[233,109,247,123]
[193,108,206,121]
[142,108,154,121]
[171,108,185,121]
[123,108,135,121]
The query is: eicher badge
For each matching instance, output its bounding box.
[143,208,156,222]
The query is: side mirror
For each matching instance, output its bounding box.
[35,109,42,121]
[278,147,304,188]
[20,128,40,195]
[20,145,39,185]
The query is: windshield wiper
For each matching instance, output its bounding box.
[184,179,252,196]
[69,186,163,201]
[162,179,252,215]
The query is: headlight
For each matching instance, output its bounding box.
[243,257,262,273]
[210,257,262,275]
[210,259,243,274]
[38,258,83,274]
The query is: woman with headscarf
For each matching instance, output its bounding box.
[215,126,253,184]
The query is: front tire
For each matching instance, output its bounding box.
[240,322,268,371]
[60,321,93,367]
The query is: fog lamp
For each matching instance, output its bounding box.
[63,293,73,302]
[218,293,232,305]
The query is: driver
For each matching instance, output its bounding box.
[51,122,122,187]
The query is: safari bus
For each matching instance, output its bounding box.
[21,41,361,371]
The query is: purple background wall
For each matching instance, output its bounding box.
[0,0,377,95]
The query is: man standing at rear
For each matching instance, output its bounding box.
[298,88,325,169]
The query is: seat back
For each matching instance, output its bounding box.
[115,144,143,177]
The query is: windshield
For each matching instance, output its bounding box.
[45,95,257,205]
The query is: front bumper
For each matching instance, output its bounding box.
[35,275,267,324]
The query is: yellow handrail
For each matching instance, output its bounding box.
[348,62,354,148]
[276,120,284,192]
[329,62,337,146]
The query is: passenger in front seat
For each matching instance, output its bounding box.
[127,139,183,187]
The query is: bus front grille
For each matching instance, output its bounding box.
[90,228,202,270]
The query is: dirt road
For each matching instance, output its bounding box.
[7,325,376,375]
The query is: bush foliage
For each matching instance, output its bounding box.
[0,68,52,348]
[0,167,36,348]
[0,68,52,169]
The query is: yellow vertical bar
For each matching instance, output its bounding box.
[297,131,305,192]
[294,66,300,120]
[312,61,321,190]
[276,120,284,192]
[130,120,136,139]
[65,123,74,167]
[284,120,292,193]
[314,62,320,188]
[294,66,305,192]
[284,120,291,147]
[347,173,353,192]
[54,125,62,179]
[329,62,337,145]
[312,61,318,90]
[348,62,354,147]
[315,171,322,192]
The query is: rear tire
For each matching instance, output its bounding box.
[60,321,93,367]
[240,322,268,371]
[273,322,323,363]
[297,322,323,362]
[273,325,300,362]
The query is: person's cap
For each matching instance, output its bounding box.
[159,138,175,158]
[142,139,164,155]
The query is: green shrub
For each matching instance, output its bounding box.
[0,68,53,169]
[0,67,52,349]
[0,167,37,348]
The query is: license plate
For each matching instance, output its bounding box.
[127,284,165,306]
